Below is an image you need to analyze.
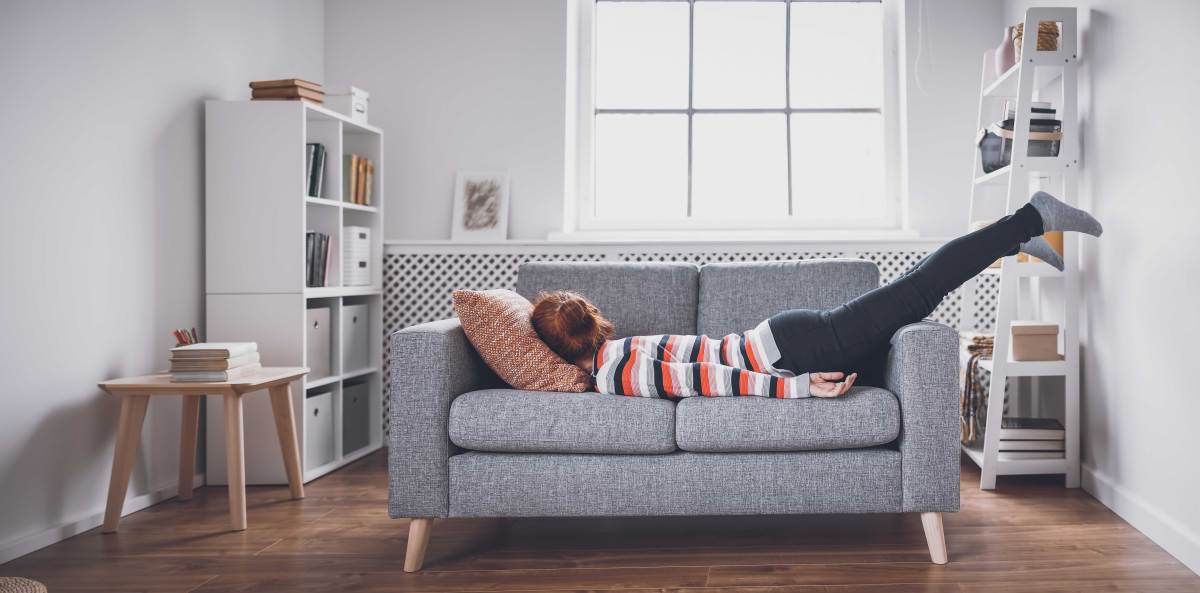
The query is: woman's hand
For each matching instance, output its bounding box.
[810,371,858,398]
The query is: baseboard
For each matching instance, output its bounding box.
[0,473,205,565]
[1082,464,1200,576]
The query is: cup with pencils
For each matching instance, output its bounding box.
[173,328,200,347]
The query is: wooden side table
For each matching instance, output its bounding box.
[98,367,309,532]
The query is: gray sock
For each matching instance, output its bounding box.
[1019,236,1064,271]
[1030,191,1103,236]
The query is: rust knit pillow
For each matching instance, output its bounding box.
[452,289,592,392]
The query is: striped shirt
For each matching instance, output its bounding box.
[592,329,811,399]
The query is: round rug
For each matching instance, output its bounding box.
[0,577,47,593]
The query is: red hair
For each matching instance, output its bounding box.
[530,291,614,361]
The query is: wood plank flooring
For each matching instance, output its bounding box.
[2,451,1197,592]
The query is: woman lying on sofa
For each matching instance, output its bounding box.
[531,192,1102,399]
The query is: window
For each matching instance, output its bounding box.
[577,0,899,231]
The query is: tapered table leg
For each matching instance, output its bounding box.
[268,384,305,499]
[178,395,202,501]
[224,393,247,531]
[102,395,149,533]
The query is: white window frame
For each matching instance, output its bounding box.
[572,0,905,233]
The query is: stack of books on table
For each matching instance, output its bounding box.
[998,417,1065,459]
[249,79,324,104]
[170,343,261,383]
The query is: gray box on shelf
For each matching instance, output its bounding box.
[304,390,335,468]
[342,303,371,371]
[305,307,332,380]
[343,381,370,454]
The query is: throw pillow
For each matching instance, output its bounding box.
[452,289,592,392]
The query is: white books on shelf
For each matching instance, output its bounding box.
[169,352,261,371]
[171,342,258,359]
[171,363,263,383]
[999,440,1065,451]
[997,450,1065,460]
[343,225,371,286]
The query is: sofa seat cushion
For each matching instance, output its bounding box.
[675,387,900,452]
[450,389,676,454]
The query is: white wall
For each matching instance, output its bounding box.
[326,0,1001,240]
[325,0,572,240]
[0,0,324,562]
[902,0,1004,236]
[1003,0,1200,575]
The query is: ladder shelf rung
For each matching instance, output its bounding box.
[977,356,1067,377]
[983,63,1066,98]
[974,167,1010,186]
[981,262,1063,277]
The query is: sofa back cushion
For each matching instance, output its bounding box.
[697,259,880,336]
[451,289,592,392]
[516,262,699,338]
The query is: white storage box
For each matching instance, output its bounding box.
[342,381,370,454]
[305,307,332,380]
[304,390,335,468]
[342,303,371,371]
[328,87,369,125]
[343,226,371,286]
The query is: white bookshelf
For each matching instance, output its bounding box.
[204,99,384,485]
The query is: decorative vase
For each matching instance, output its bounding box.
[994,25,1017,76]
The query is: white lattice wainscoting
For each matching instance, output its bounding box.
[381,240,1001,430]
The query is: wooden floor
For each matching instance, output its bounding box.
[2,451,1197,592]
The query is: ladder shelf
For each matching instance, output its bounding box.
[960,7,1081,490]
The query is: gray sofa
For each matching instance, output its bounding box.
[389,260,961,571]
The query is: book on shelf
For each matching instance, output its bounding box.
[169,352,261,372]
[341,153,374,205]
[306,230,331,287]
[172,363,263,383]
[249,79,323,92]
[170,342,258,359]
[999,417,1064,440]
[998,439,1065,452]
[305,143,326,198]
[997,450,1064,460]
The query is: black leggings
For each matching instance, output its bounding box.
[769,203,1045,384]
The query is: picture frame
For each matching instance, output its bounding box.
[451,171,510,241]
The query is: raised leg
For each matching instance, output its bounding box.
[404,518,433,572]
[102,394,150,533]
[921,512,948,565]
[268,383,305,499]
[224,393,247,531]
[178,395,202,501]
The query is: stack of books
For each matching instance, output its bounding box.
[249,79,324,104]
[998,417,1065,459]
[344,153,375,205]
[306,143,327,198]
[306,230,331,287]
[170,343,261,382]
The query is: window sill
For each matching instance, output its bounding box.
[544,228,923,244]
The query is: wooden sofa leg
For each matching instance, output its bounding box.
[920,512,948,565]
[404,518,433,572]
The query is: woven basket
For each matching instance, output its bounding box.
[0,578,47,593]
[1014,20,1059,60]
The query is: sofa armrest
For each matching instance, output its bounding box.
[886,321,961,513]
[388,318,499,518]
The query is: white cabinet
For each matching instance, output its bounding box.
[205,100,384,485]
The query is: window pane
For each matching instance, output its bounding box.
[790,113,885,220]
[692,114,789,219]
[594,114,688,219]
[790,3,883,108]
[693,2,786,108]
[595,2,689,109]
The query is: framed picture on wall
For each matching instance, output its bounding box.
[451,171,510,241]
